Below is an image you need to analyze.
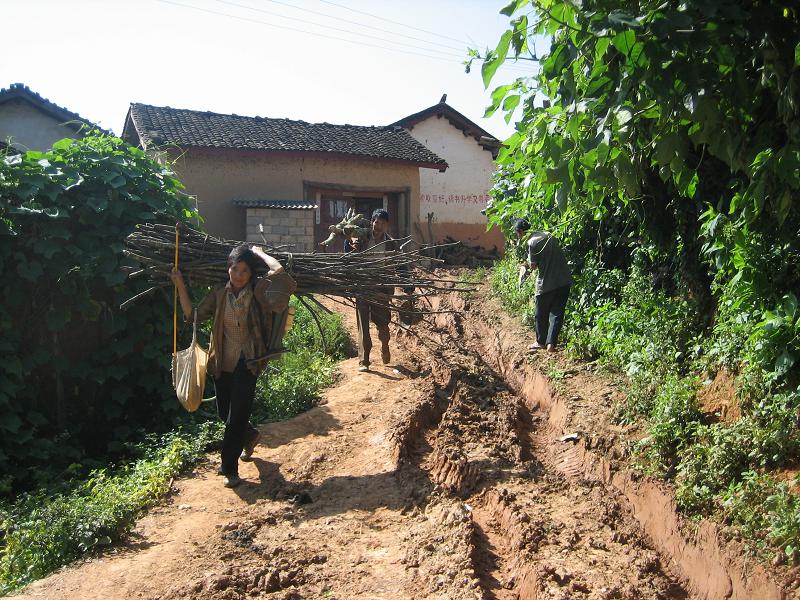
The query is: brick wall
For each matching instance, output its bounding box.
[245,208,316,252]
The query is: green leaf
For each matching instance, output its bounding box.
[485,84,512,118]
[612,30,636,57]
[608,10,641,29]
[482,30,512,88]
[795,42,800,66]
[775,352,795,375]
[782,294,798,320]
[87,193,109,212]
[503,95,521,122]
[776,190,792,226]
[500,0,528,17]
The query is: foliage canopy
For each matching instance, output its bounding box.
[481,0,800,561]
[0,135,197,494]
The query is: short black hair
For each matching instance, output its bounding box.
[227,244,264,279]
[513,218,530,232]
[371,208,389,222]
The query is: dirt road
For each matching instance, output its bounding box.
[16,287,696,599]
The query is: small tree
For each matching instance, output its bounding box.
[0,135,198,494]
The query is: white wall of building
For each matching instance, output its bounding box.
[0,100,83,151]
[405,116,494,225]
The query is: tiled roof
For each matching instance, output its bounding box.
[124,103,448,169]
[0,83,109,134]
[393,98,501,156]
[232,199,317,210]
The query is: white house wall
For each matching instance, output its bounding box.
[408,116,493,224]
[405,115,503,250]
[0,100,82,151]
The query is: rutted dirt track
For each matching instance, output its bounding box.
[14,283,796,599]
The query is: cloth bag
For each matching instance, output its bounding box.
[171,310,208,412]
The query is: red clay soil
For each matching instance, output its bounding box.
[12,279,798,599]
[696,369,741,424]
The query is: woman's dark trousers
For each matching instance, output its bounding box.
[215,359,258,476]
[535,285,570,347]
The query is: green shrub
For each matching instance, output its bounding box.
[724,472,800,563]
[479,0,800,566]
[675,420,752,513]
[0,422,221,594]
[490,254,536,317]
[639,376,702,477]
[0,135,197,494]
[253,297,345,422]
[254,348,338,422]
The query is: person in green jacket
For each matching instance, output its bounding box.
[514,219,572,352]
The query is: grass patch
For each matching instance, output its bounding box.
[0,422,222,594]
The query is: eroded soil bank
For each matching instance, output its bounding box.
[13,281,795,599]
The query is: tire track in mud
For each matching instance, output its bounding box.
[392,303,693,599]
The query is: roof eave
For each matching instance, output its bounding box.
[0,85,110,135]
[393,102,499,151]
[131,142,447,168]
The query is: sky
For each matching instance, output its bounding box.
[3,0,538,140]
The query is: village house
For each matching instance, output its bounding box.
[393,95,503,250]
[0,83,104,152]
[121,103,447,252]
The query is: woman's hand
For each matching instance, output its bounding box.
[170,267,185,286]
[251,246,284,274]
[171,267,193,319]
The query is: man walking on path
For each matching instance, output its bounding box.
[347,209,397,372]
[515,219,572,353]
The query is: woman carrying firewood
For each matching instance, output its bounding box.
[171,245,296,488]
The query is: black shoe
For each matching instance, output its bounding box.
[241,430,262,461]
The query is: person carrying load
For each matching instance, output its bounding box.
[171,244,296,488]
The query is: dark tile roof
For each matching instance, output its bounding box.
[0,83,109,135]
[232,199,317,210]
[393,98,501,157]
[124,103,448,170]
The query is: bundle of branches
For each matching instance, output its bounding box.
[438,236,500,267]
[318,208,369,248]
[121,223,472,314]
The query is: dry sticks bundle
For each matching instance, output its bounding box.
[121,223,472,311]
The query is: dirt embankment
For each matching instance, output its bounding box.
[13,281,797,599]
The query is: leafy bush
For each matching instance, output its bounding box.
[639,376,702,477]
[255,348,338,422]
[478,0,800,563]
[490,253,536,317]
[0,422,221,594]
[254,297,345,422]
[0,135,197,495]
[724,472,800,563]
